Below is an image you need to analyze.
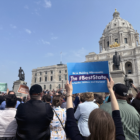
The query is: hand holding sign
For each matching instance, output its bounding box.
[107,78,114,90]
[65,81,73,94]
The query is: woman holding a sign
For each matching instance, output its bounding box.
[65,79,125,140]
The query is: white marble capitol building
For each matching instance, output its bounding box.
[31,10,140,90]
[86,9,140,88]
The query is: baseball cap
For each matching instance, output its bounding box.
[29,84,42,95]
[113,83,128,96]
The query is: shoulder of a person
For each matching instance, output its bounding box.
[1,100,6,104]
[17,100,21,104]
[100,102,111,109]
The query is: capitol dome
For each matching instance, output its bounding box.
[104,9,134,33]
[98,9,140,53]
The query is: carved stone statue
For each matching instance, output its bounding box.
[113,51,121,70]
[18,67,25,81]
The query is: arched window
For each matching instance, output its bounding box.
[50,84,52,90]
[40,77,41,82]
[125,62,133,74]
[34,78,36,83]
[44,85,46,90]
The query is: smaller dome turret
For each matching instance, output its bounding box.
[113,9,120,19]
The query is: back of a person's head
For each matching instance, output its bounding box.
[43,94,51,103]
[6,94,17,108]
[88,109,115,140]
[52,95,61,107]
[83,92,94,101]
[8,91,16,95]
[80,93,85,103]
[29,84,42,100]
[113,83,128,100]
[96,95,103,105]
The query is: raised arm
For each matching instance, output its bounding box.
[107,78,125,140]
[107,78,119,111]
[65,81,83,140]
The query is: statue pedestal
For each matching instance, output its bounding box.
[13,80,27,97]
[110,70,125,84]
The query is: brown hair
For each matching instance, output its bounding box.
[52,95,62,107]
[88,109,115,140]
[80,93,85,103]
[83,92,94,101]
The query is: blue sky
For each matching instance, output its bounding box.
[0,0,140,90]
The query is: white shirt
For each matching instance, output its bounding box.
[74,101,98,137]
[0,108,17,137]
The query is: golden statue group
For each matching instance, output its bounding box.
[110,42,120,48]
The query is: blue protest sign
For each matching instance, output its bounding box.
[67,61,109,94]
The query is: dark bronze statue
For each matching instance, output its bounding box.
[18,67,25,81]
[113,51,121,70]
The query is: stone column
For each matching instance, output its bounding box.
[110,34,112,45]
[102,37,105,51]
[132,59,136,74]
[130,32,133,46]
[122,61,126,74]
[119,32,123,44]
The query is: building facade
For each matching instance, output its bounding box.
[31,10,140,90]
[86,10,140,87]
[31,64,67,90]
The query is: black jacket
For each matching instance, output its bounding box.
[15,100,54,140]
[131,98,140,114]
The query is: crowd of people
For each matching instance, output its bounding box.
[0,80,140,140]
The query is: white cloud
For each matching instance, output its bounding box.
[24,5,29,9]
[41,39,50,45]
[51,37,58,40]
[45,53,54,57]
[66,47,88,62]
[25,29,32,34]
[44,0,51,8]
[10,24,17,29]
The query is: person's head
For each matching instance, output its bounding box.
[55,92,59,95]
[126,93,133,104]
[52,95,62,107]
[94,94,98,100]
[8,91,15,95]
[95,95,103,105]
[49,91,53,97]
[80,93,85,103]
[27,94,30,101]
[115,51,117,55]
[83,92,94,101]
[88,109,115,140]
[113,83,128,100]
[105,92,110,98]
[42,94,51,103]
[29,84,43,100]
[23,96,26,103]
[6,94,17,108]
[136,92,140,100]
